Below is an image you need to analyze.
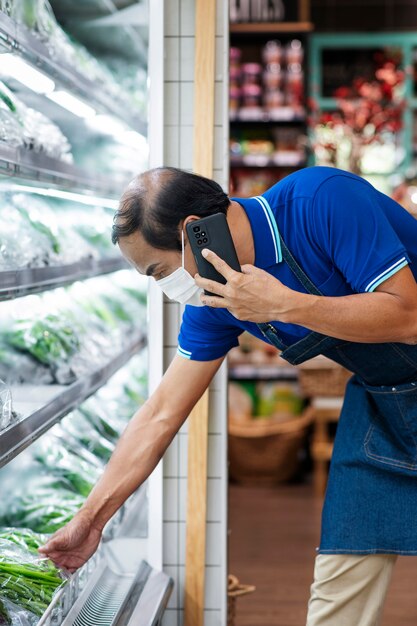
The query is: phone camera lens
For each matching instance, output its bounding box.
[193,226,200,233]
[202,238,208,243]
[201,231,206,237]
[197,239,203,245]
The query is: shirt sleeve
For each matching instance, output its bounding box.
[177,305,242,361]
[312,174,410,293]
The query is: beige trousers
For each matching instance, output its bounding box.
[306,553,398,626]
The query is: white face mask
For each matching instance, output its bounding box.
[156,230,204,306]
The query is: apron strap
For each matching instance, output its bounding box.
[279,236,324,297]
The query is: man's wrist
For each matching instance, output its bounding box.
[270,284,315,324]
[80,493,115,532]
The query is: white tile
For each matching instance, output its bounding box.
[164,565,179,609]
[214,82,224,127]
[180,81,194,126]
[164,0,180,36]
[208,390,226,434]
[210,362,227,392]
[207,478,223,522]
[163,478,179,521]
[215,0,225,37]
[179,433,188,477]
[164,125,180,166]
[164,346,178,368]
[162,608,178,626]
[179,126,193,169]
[164,301,181,347]
[165,37,180,81]
[214,125,226,171]
[215,36,225,82]
[205,566,225,610]
[207,434,223,478]
[180,36,195,82]
[178,520,186,564]
[212,169,227,191]
[206,522,223,566]
[178,477,188,521]
[178,566,186,609]
[164,82,180,126]
[163,436,179,478]
[163,521,179,565]
[204,610,223,626]
[180,0,195,36]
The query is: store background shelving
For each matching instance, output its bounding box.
[229,1,312,198]
[0,1,171,624]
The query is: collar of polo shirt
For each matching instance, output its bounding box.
[231,195,283,269]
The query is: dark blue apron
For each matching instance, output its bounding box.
[257,235,417,555]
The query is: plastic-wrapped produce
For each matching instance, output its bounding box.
[0,345,53,385]
[0,379,18,431]
[0,81,73,162]
[21,107,73,163]
[0,205,52,270]
[0,535,66,617]
[0,484,84,534]
[0,82,24,148]
[58,409,114,462]
[10,194,94,265]
[34,438,102,497]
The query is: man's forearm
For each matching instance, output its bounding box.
[80,398,176,530]
[281,289,417,344]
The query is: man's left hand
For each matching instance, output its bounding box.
[194,249,296,323]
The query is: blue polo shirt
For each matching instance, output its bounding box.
[177,166,417,361]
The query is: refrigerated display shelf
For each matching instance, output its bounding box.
[0,142,129,196]
[38,487,149,626]
[59,542,172,626]
[0,333,146,468]
[0,11,146,134]
[0,256,128,301]
[229,364,299,380]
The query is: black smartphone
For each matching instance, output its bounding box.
[186,213,241,296]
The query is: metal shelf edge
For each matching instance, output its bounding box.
[0,333,147,468]
[0,256,129,301]
[0,143,130,197]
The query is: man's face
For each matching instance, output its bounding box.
[118,229,198,281]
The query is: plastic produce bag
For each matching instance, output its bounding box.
[0,379,18,432]
[0,201,57,270]
[0,535,66,617]
[0,487,84,535]
[58,410,114,463]
[0,82,24,149]
[0,597,38,626]
[34,438,102,497]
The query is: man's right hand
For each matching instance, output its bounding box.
[38,510,102,573]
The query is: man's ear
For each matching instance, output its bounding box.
[182,215,201,230]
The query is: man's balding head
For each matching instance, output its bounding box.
[112,167,230,252]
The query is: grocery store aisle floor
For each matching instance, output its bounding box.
[228,482,417,626]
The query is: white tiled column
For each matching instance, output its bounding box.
[161,1,229,625]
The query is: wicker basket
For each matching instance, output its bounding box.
[227,574,256,626]
[228,408,314,484]
[298,355,352,398]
